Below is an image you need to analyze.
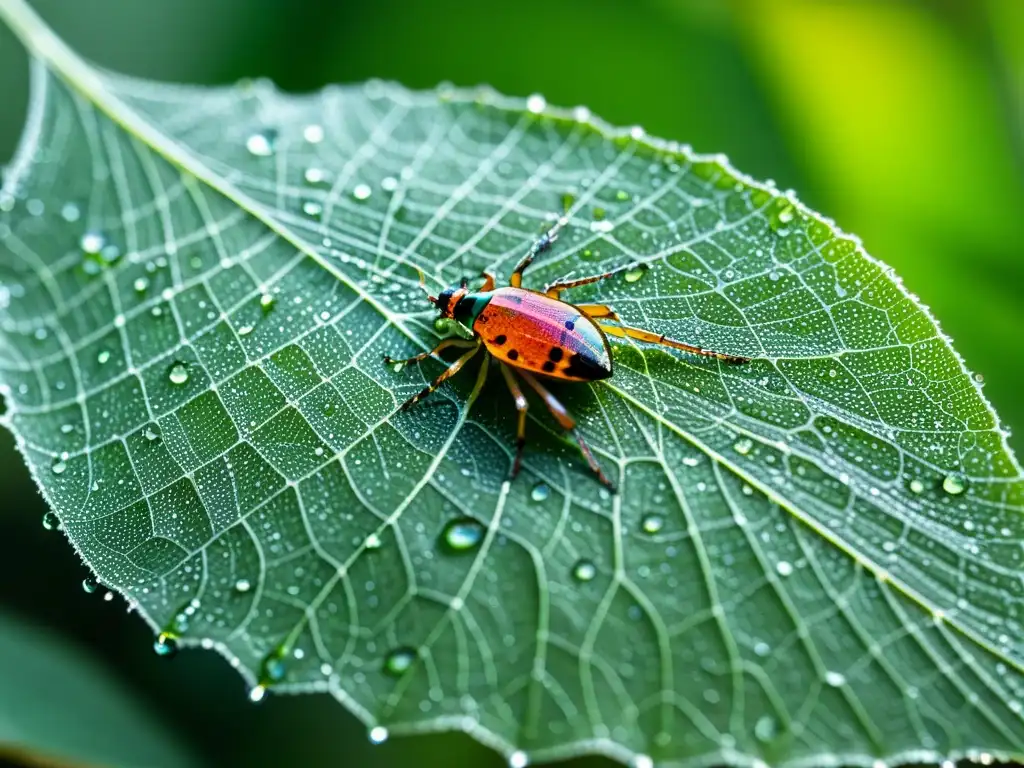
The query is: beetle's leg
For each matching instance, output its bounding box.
[510,230,559,288]
[595,321,749,363]
[499,363,529,479]
[517,370,616,491]
[575,303,621,321]
[383,337,478,367]
[543,263,644,298]
[479,271,497,292]
[397,343,482,411]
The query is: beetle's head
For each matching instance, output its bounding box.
[431,277,469,318]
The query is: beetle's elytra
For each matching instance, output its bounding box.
[385,224,749,490]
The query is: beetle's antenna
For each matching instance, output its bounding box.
[415,267,437,304]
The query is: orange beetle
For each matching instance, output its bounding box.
[386,223,749,490]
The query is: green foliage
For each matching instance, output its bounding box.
[0,2,1021,766]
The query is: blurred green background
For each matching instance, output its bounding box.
[0,0,1021,766]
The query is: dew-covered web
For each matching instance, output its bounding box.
[0,61,1021,768]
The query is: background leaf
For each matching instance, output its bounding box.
[0,2,1022,767]
[0,610,197,768]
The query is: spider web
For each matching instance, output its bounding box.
[0,57,1021,768]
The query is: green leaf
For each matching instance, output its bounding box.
[0,2,1021,766]
[0,610,197,768]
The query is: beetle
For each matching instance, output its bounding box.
[384,223,749,490]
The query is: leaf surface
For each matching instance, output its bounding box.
[0,2,1021,765]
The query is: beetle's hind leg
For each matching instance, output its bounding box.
[384,337,478,367]
[595,321,749,364]
[499,364,529,479]
[517,370,616,491]
[397,343,482,411]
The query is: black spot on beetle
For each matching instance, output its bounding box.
[564,320,575,331]
[542,361,556,373]
[548,347,564,362]
[564,351,612,381]
[507,349,519,361]
[494,334,507,345]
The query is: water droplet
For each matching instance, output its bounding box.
[234,579,252,593]
[60,202,80,222]
[365,533,382,550]
[352,184,372,201]
[777,206,794,224]
[441,518,485,552]
[530,482,550,502]
[303,124,324,143]
[51,456,67,475]
[82,576,99,594]
[641,515,664,534]
[249,685,267,703]
[302,200,323,218]
[260,648,288,684]
[260,293,275,311]
[304,167,329,184]
[590,220,613,234]
[369,726,389,744]
[168,361,190,385]
[246,130,276,156]
[942,474,966,495]
[153,632,178,657]
[80,231,105,254]
[526,94,546,113]
[908,479,925,494]
[133,277,149,293]
[733,438,753,455]
[144,425,160,442]
[509,750,529,768]
[592,207,606,221]
[381,176,398,192]
[383,646,417,676]
[623,264,646,283]
[42,511,60,530]
[776,561,793,577]
[97,349,111,365]
[824,670,846,687]
[572,559,597,582]
[754,715,778,742]
[561,193,575,212]
[60,423,75,435]
[753,641,771,657]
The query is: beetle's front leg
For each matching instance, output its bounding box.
[383,337,478,367]
[398,343,482,411]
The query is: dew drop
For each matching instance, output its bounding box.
[590,220,613,234]
[304,167,328,184]
[365,533,382,550]
[383,646,417,676]
[509,750,529,768]
[144,426,161,442]
[60,202,80,222]
[369,726,389,744]
[775,561,793,577]
[42,511,60,530]
[615,189,629,202]
[352,183,372,201]
[561,192,575,212]
[80,231,105,254]
[302,200,323,218]
[51,456,67,475]
[753,641,771,657]
[754,715,777,742]
[824,670,846,687]
[530,482,550,502]
[572,559,597,582]
[942,474,966,495]
[153,632,178,657]
[441,518,485,552]
[526,94,546,113]
[249,685,267,703]
[82,576,99,594]
[633,756,653,768]
[97,349,111,365]
[623,265,646,283]
[60,423,75,435]
[641,515,664,534]
[234,579,252,593]
[168,361,190,385]
[260,292,275,311]
[246,130,276,156]
[909,479,924,494]
[733,438,753,455]
[303,124,324,143]
[261,648,288,684]
[592,207,606,221]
